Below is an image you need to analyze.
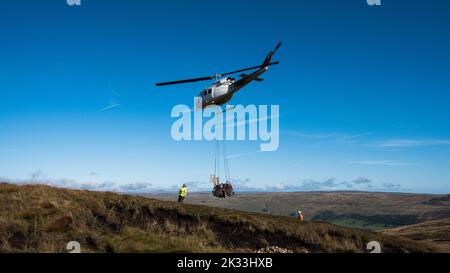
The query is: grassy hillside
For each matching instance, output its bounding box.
[145,191,450,230]
[0,183,439,253]
[383,218,450,252]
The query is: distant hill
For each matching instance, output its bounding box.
[383,218,450,252]
[422,195,450,206]
[144,191,450,230]
[0,183,439,253]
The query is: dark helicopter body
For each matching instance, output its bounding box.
[156,42,281,110]
[198,66,270,109]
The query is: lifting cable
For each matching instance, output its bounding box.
[214,138,220,179]
[222,140,231,183]
[213,137,232,184]
[210,106,236,198]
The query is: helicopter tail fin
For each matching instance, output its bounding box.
[262,42,282,67]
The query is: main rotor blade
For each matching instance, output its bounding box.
[155,76,215,86]
[155,61,279,87]
[220,61,279,77]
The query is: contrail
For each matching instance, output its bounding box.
[98,103,121,112]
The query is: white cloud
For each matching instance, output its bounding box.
[346,160,412,166]
[1,176,117,192]
[287,130,372,144]
[119,182,153,192]
[30,169,46,180]
[352,177,372,184]
[376,139,450,148]
[263,177,375,192]
[381,183,408,192]
[0,171,411,194]
[288,130,450,150]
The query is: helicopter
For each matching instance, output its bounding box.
[156,42,282,198]
[155,42,282,109]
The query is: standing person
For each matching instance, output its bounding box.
[178,184,188,203]
[297,210,304,221]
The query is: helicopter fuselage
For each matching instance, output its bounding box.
[198,66,269,109]
[156,42,281,109]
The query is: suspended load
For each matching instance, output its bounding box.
[211,138,235,198]
[211,175,235,198]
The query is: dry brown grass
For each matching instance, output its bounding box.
[383,218,450,252]
[0,182,440,253]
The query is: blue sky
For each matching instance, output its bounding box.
[1,0,450,193]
